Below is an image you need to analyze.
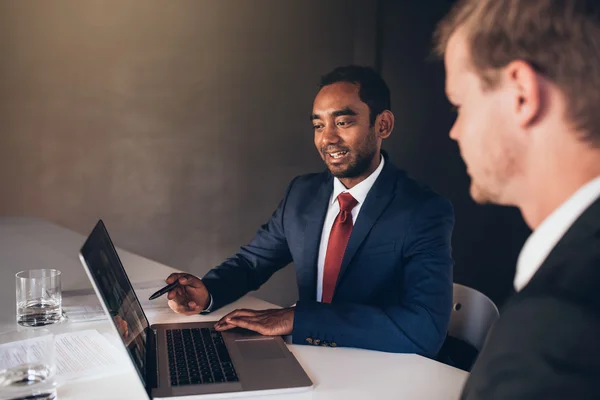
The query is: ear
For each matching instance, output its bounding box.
[505,60,542,128]
[375,110,394,139]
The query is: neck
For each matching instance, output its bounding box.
[339,152,382,189]
[518,142,600,229]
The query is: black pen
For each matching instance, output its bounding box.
[148,281,179,300]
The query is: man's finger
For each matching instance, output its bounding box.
[167,299,186,313]
[178,274,204,289]
[166,287,185,300]
[168,299,200,316]
[168,292,188,309]
[227,317,266,334]
[166,273,185,285]
[218,309,259,324]
[215,315,258,330]
[187,301,202,312]
[226,309,260,318]
[214,320,237,331]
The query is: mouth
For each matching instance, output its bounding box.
[326,150,349,161]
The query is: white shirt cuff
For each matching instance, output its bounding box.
[201,294,214,314]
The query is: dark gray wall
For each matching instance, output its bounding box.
[379,0,531,306]
[0,0,528,309]
[0,0,377,307]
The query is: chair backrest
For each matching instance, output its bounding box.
[448,283,500,351]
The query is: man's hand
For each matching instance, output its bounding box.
[214,308,295,336]
[165,273,210,315]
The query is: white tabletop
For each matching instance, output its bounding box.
[0,217,468,399]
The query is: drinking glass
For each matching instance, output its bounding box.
[0,328,57,400]
[15,270,62,327]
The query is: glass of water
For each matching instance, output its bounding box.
[15,270,62,327]
[0,329,57,400]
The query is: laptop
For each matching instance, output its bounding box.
[79,220,313,398]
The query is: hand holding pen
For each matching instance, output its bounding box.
[148,280,179,300]
[149,273,210,316]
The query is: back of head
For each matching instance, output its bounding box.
[319,65,391,126]
[434,0,600,147]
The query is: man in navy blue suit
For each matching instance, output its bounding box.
[165,66,455,357]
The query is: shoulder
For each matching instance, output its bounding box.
[283,170,331,196]
[526,231,600,311]
[480,290,600,365]
[490,293,600,347]
[465,293,600,398]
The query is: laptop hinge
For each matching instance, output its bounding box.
[146,327,159,391]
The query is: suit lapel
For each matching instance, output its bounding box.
[299,173,332,301]
[524,196,600,310]
[335,159,398,292]
[537,197,600,272]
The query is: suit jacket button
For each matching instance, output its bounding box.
[313,339,321,345]
[306,338,313,345]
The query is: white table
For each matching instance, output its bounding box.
[0,217,468,399]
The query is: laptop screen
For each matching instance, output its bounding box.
[80,220,150,386]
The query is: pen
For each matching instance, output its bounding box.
[148,281,179,300]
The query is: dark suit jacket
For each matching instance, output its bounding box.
[461,197,600,399]
[202,155,455,357]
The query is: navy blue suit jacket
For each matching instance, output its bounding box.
[202,156,454,357]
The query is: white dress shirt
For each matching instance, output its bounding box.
[316,155,385,301]
[514,175,600,292]
[203,155,385,311]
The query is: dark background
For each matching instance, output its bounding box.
[0,0,530,308]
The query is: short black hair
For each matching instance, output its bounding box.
[319,65,391,126]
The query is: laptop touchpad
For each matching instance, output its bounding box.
[235,339,285,360]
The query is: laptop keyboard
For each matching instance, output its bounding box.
[167,328,239,386]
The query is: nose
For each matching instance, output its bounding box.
[449,122,459,141]
[320,124,340,147]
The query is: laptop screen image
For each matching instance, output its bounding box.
[80,220,150,387]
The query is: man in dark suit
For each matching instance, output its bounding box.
[435,0,600,397]
[164,66,455,356]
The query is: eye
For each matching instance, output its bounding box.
[313,123,323,130]
[336,119,353,127]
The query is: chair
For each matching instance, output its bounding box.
[437,283,500,371]
[448,283,499,352]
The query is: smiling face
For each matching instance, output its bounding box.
[311,82,382,187]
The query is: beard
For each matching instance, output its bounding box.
[465,138,523,206]
[469,180,499,204]
[323,128,379,179]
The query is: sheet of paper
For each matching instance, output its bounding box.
[0,336,50,369]
[138,288,171,310]
[62,294,108,322]
[54,330,130,382]
[62,305,107,322]
[0,330,130,383]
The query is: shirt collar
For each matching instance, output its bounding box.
[330,155,385,206]
[514,175,600,291]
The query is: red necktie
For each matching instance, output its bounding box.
[322,192,358,303]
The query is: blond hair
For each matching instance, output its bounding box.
[434,0,600,146]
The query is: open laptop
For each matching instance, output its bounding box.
[79,220,313,398]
